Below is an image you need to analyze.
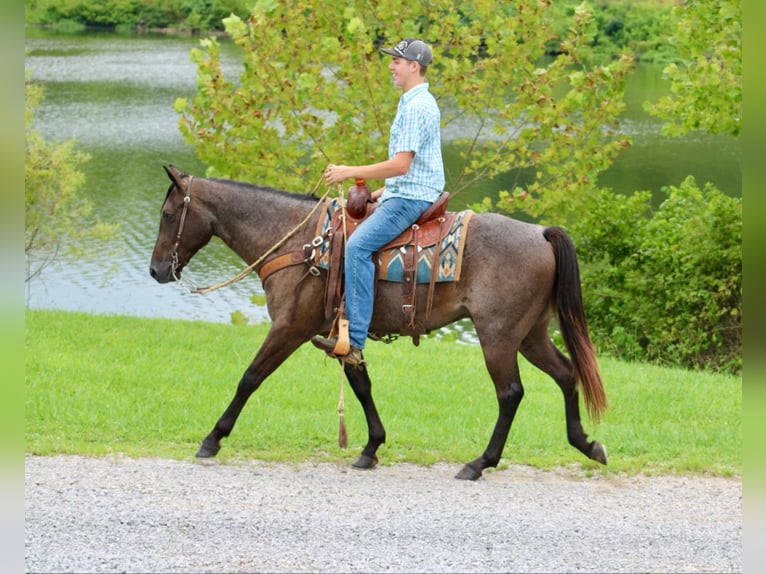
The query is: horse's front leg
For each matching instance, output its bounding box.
[196,325,305,458]
[343,362,386,469]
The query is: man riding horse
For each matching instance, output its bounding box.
[312,38,444,368]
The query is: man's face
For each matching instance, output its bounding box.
[388,56,418,90]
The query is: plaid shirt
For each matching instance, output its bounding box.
[384,83,445,203]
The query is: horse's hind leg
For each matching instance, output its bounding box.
[456,344,525,481]
[520,322,607,465]
[343,363,386,469]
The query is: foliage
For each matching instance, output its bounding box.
[545,0,678,64]
[570,178,741,374]
[644,0,741,137]
[176,0,632,222]
[26,0,682,64]
[176,0,252,31]
[25,73,116,283]
[564,0,742,373]
[568,0,743,374]
[24,0,251,30]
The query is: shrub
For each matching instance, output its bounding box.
[544,0,677,63]
[25,75,118,284]
[27,0,250,31]
[571,178,741,373]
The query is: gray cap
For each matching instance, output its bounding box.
[381,38,433,66]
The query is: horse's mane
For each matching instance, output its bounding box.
[208,177,320,204]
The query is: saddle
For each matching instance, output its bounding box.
[257,191,455,345]
[324,192,454,343]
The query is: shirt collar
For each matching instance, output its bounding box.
[401,82,429,104]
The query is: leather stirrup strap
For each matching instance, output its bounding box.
[425,217,446,319]
[325,224,345,320]
[402,224,419,329]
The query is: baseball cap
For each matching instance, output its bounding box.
[380,38,433,67]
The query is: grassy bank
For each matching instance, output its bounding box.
[25,309,741,476]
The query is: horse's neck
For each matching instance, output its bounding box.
[204,182,318,264]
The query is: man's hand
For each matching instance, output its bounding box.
[324,164,351,185]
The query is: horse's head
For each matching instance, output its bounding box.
[149,165,213,284]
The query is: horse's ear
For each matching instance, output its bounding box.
[163,165,185,189]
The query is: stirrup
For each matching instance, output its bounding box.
[332,317,350,356]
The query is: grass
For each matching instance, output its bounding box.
[25,309,741,477]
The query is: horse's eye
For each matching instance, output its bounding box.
[162,211,175,223]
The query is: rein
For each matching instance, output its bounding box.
[189,175,334,295]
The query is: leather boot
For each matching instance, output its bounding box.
[311,336,367,368]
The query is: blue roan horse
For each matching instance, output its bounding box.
[150,165,608,480]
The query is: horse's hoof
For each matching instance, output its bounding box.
[195,437,221,458]
[455,463,482,481]
[351,454,378,469]
[590,441,608,465]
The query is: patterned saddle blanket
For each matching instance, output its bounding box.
[314,198,473,283]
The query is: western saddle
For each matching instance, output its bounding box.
[258,191,454,346]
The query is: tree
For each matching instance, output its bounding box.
[570,0,743,372]
[173,0,741,371]
[25,73,115,285]
[570,178,741,373]
[175,0,633,223]
[644,0,741,137]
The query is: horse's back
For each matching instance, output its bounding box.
[453,212,556,332]
[463,212,555,276]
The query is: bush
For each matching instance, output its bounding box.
[26,0,251,31]
[571,178,741,374]
[544,0,678,63]
[25,75,119,284]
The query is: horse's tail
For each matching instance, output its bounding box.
[543,226,608,423]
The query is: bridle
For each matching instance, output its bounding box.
[170,176,193,281]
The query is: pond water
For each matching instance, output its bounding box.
[24,29,741,326]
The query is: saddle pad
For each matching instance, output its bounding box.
[315,199,473,283]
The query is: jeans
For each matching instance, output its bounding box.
[345,197,433,349]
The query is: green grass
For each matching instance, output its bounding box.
[25,309,741,477]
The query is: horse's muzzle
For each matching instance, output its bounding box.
[149,261,178,284]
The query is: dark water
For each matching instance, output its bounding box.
[24,29,740,324]
[598,64,740,201]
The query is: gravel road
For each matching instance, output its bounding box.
[25,455,741,573]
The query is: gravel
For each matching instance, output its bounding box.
[25,455,741,573]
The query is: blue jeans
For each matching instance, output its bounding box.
[345,197,432,349]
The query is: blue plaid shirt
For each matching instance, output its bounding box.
[383,83,445,203]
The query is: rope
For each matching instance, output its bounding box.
[337,364,348,448]
[191,174,335,295]
[336,186,350,448]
